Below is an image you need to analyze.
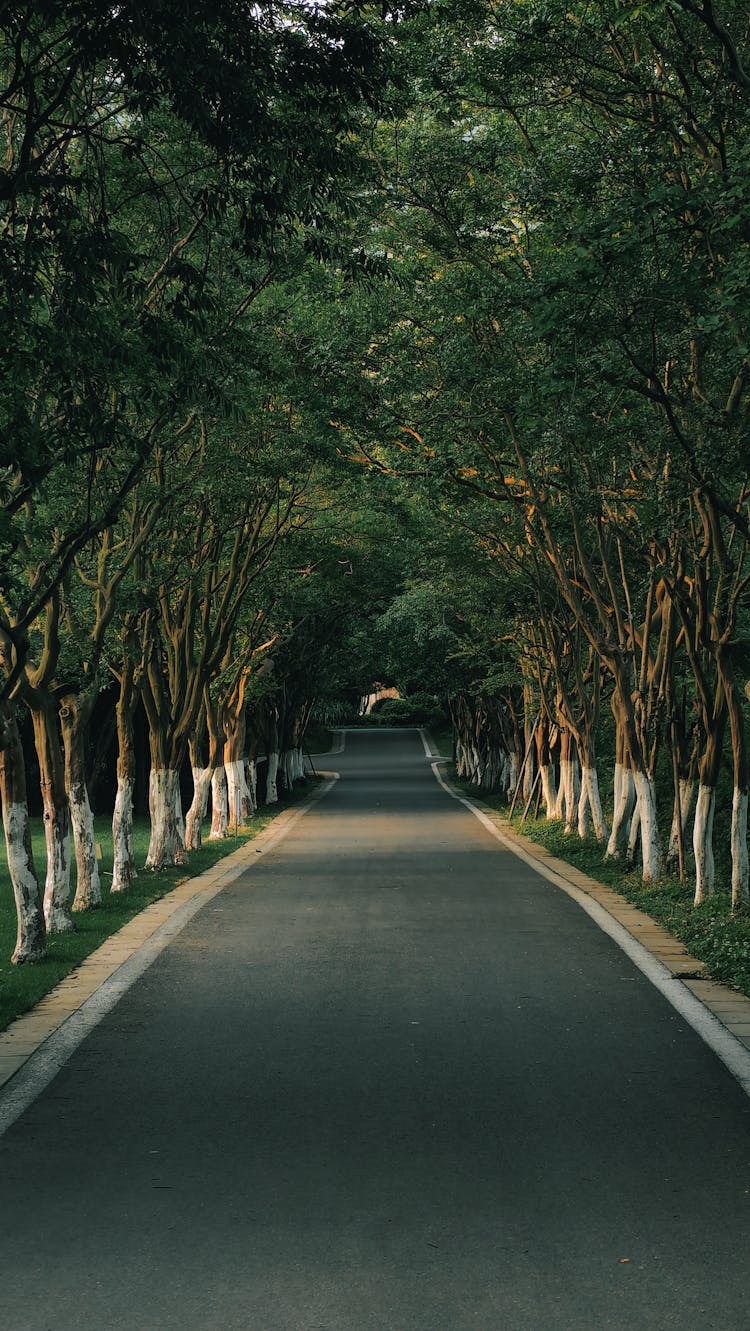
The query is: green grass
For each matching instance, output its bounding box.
[453,775,750,998]
[0,781,318,1033]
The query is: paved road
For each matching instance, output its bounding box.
[1,729,750,1330]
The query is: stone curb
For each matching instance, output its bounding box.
[0,775,338,1092]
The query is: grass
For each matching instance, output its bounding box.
[0,781,318,1033]
[451,774,750,998]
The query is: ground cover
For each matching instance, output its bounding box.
[0,783,317,1032]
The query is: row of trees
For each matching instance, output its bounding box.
[2,0,749,968]
[316,1,750,905]
[0,2,412,964]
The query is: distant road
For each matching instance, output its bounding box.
[1,729,749,1330]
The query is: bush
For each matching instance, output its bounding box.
[367,695,447,727]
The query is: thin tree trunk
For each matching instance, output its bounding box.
[693,784,716,904]
[59,691,101,911]
[667,778,696,873]
[579,766,607,843]
[185,735,213,852]
[693,717,726,905]
[717,658,749,908]
[111,668,138,894]
[265,751,280,805]
[29,697,74,933]
[0,706,46,963]
[606,759,636,860]
[633,769,662,882]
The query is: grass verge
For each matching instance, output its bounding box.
[451,773,750,998]
[0,781,318,1033]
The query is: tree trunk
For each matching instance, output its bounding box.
[693,784,716,904]
[29,697,74,933]
[606,761,636,860]
[717,657,749,908]
[111,669,138,894]
[666,778,696,873]
[579,765,607,843]
[0,706,46,963]
[265,751,280,805]
[59,691,101,911]
[246,757,258,809]
[558,731,578,834]
[224,703,254,830]
[522,686,536,801]
[145,768,187,870]
[535,716,557,819]
[730,787,749,910]
[692,717,726,906]
[632,769,662,882]
[185,751,213,851]
[210,767,229,838]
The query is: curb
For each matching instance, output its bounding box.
[0,774,339,1106]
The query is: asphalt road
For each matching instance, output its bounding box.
[1,729,750,1330]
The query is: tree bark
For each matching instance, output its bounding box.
[59,690,101,911]
[29,695,74,933]
[111,665,138,893]
[145,767,187,869]
[693,716,726,905]
[633,769,662,882]
[606,760,636,860]
[0,705,46,963]
[185,744,213,851]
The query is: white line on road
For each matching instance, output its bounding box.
[430,760,750,1102]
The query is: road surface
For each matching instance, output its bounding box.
[1,729,749,1329]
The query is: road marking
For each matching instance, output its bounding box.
[430,761,750,1102]
[0,775,339,1140]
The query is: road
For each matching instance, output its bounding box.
[1,729,749,1330]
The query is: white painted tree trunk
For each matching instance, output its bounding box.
[580,766,607,844]
[539,764,557,820]
[111,776,137,893]
[666,778,696,870]
[606,764,635,860]
[577,783,591,838]
[693,784,716,904]
[43,817,73,933]
[627,796,641,864]
[246,758,257,808]
[210,766,229,839]
[731,788,749,909]
[145,768,187,869]
[185,766,212,851]
[70,782,102,910]
[560,760,578,835]
[226,758,253,830]
[282,749,295,792]
[294,748,305,781]
[633,770,662,882]
[175,778,185,843]
[508,754,518,800]
[266,751,280,805]
[4,801,46,963]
